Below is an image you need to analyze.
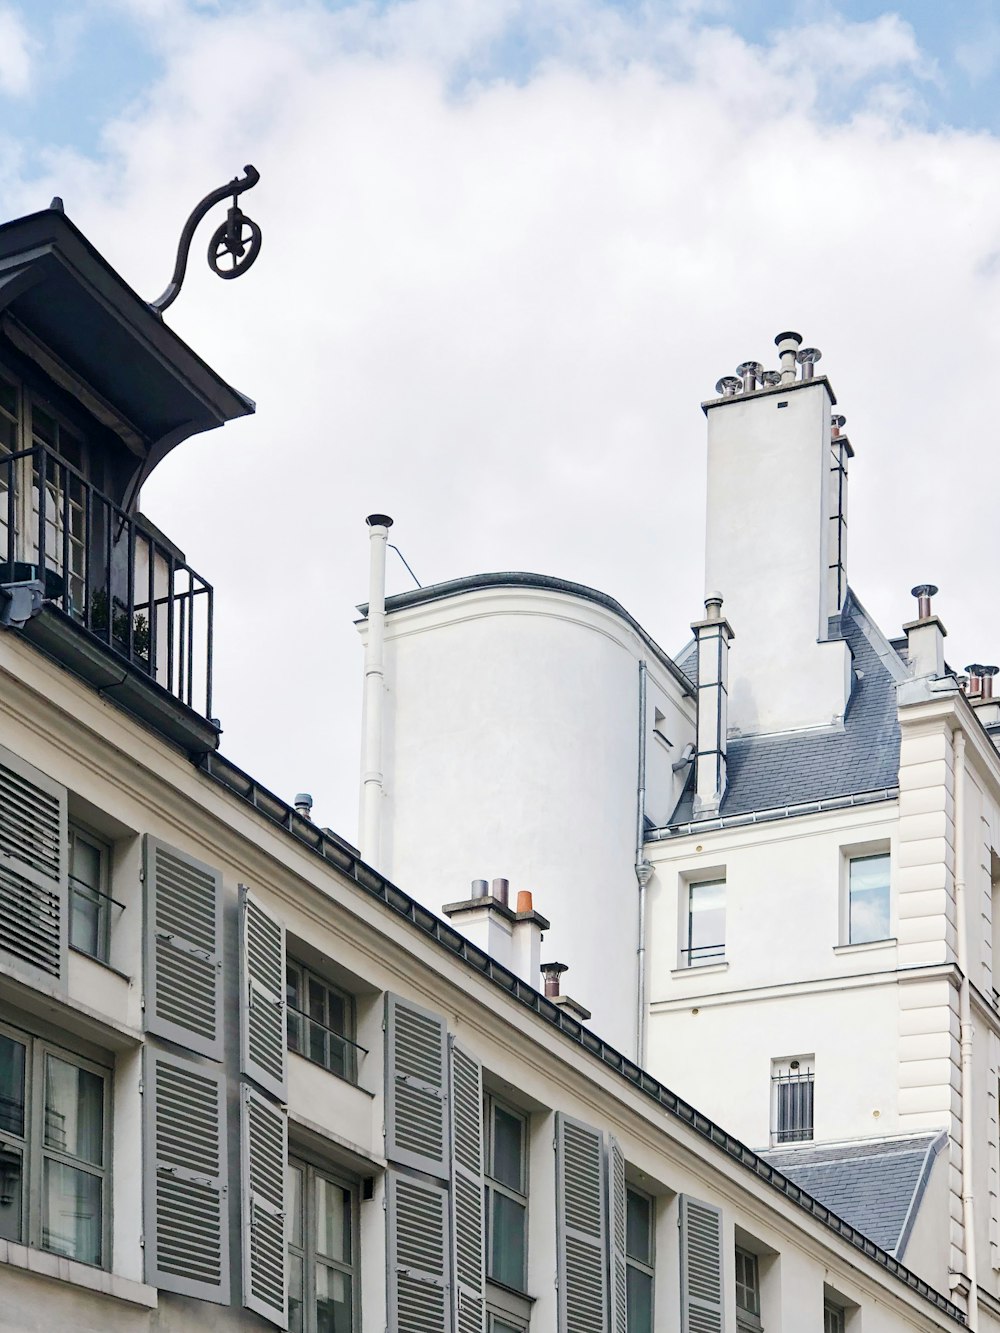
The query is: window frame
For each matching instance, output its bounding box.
[286,1153,360,1333]
[845,850,891,946]
[735,1246,763,1332]
[285,959,359,1085]
[770,1056,815,1146]
[0,1016,111,1269]
[681,875,726,968]
[625,1183,655,1333]
[483,1092,529,1294]
[68,822,113,964]
[823,1300,846,1333]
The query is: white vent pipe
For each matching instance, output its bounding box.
[953,728,979,1328]
[360,514,392,867]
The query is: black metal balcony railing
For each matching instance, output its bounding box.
[1,443,214,720]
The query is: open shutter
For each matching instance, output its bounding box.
[679,1195,724,1333]
[450,1041,485,1333]
[556,1112,609,1333]
[385,992,449,1179]
[240,886,286,1101]
[241,1084,288,1327]
[608,1137,627,1333]
[144,1047,230,1303]
[144,836,223,1061]
[387,1169,452,1333]
[0,743,67,987]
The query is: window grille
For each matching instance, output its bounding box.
[771,1060,814,1144]
[285,962,362,1084]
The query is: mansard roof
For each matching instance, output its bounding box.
[761,1133,945,1259]
[668,590,904,828]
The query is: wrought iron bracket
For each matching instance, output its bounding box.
[0,579,44,629]
[149,164,262,316]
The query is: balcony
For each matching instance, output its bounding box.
[1,443,219,753]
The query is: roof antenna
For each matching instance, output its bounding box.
[148,164,262,317]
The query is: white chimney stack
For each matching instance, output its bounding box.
[691,593,733,817]
[905,584,946,680]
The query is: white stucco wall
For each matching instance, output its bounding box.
[360,581,696,1056]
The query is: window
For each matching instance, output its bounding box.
[287,1157,358,1333]
[771,1057,814,1144]
[484,1094,528,1291]
[488,1318,527,1333]
[684,878,725,966]
[625,1186,654,1332]
[0,1021,109,1266]
[824,1300,846,1333]
[68,825,112,963]
[735,1247,762,1332]
[848,853,890,944]
[286,961,358,1084]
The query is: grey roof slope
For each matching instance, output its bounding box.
[761,1134,944,1256]
[669,591,903,824]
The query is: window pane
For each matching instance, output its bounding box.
[626,1188,651,1264]
[308,978,327,1023]
[0,1143,23,1242]
[491,1105,524,1191]
[287,1163,304,1249]
[316,1176,351,1264]
[327,991,346,1036]
[689,880,725,963]
[42,1160,102,1265]
[735,1249,759,1314]
[849,855,890,943]
[70,835,102,890]
[626,1265,653,1333]
[288,1251,304,1333]
[69,882,102,958]
[44,1056,104,1165]
[316,1263,353,1333]
[0,1035,26,1136]
[490,1190,526,1289]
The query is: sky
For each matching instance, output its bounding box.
[2,0,1000,842]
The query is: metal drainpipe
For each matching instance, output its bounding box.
[953,727,979,1328]
[635,660,651,1065]
[360,515,391,867]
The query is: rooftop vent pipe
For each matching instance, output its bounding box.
[911,583,938,620]
[831,414,846,438]
[716,376,741,397]
[471,878,489,899]
[775,330,803,383]
[761,370,781,388]
[982,666,999,700]
[294,792,313,819]
[491,877,510,908]
[736,361,763,394]
[966,665,984,698]
[797,347,822,379]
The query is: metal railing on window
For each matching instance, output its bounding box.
[680,942,726,965]
[285,1004,367,1083]
[772,1069,814,1144]
[1,443,215,719]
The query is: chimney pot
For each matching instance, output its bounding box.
[982,666,999,699]
[715,376,742,398]
[911,583,939,620]
[365,513,393,529]
[774,330,803,383]
[540,961,568,997]
[471,878,489,899]
[294,792,314,819]
[491,877,510,907]
[516,889,533,913]
[704,593,723,621]
[831,414,846,437]
[736,361,764,394]
[796,347,822,380]
[966,664,984,697]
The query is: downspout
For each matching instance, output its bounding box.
[360,514,392,868]
[635,660,653,1066]
[953,727,979,1329]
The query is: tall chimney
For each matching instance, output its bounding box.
[691,594,733,817]
[360,514,393,866]
[703,336,851,736]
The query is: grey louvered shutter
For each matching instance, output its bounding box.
[555,1112,609,1333]
[450,1041,485,1333]
[387,1169,452,1333]
[239,885,286,1101]
[144,836,223,1061]
[679,1195,724,1333]
[241,1084,288,1327]
[385,992,449,1179]
[144,1047,230,1303]
[0,743,67,986]
[608,1137,627,1333]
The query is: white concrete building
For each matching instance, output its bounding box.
[0,199,973,1333]
[356,337,1000,1327]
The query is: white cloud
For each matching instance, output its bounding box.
[5,0,1000,841]
[0,6,33,97]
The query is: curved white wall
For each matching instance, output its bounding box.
[358,580,695,1055]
